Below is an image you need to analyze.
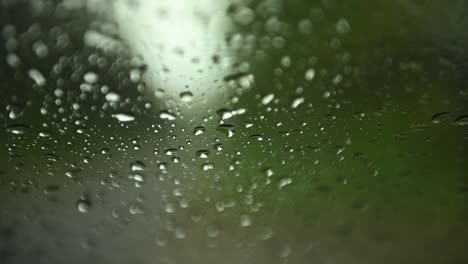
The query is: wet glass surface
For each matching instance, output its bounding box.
[1,0,468,263]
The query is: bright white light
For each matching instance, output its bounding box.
[84,0,236,111]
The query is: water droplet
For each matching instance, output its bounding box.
[336,18,351,34]
[258,227,273,240]
[6,124,29,135]
[33,41,48,58]
[165,148,177,156]
[279,245,291,258]
[194,126,206,136]
[261,93,275,105]
[7,105,24,120]
[217,124,236,137]
[155,236,167,247]
[160,111,176,121]
[217,109,235,121]
[129,173,145,183]
[298,19,312,35]
[207,225,219,238]
[131,161,145,171]
[305,68,316,81]
[28,69,46,87]
[112,113,135,122]
[6,53,20,68]
[202,163,214,171]
[77,199,91,213]
[431,112,450,123]
[265,169,274,177]
[240,214,252,227]
[39,131,51,138]
[84,72,98,84]
[223,72,254,89]
[250,134,264,141]
[196,150,210,159]
[278,177,292,189]
[65,170,77,178]
[165,203,175,213]
[232,6,255,25]
[129,69,141,82]
[214,143,223,152]
[179,198,189,208]
[129,204,144,215]
[291,97,304,109]
[454,115,468,126]
[105,92,121,102]
[174,227,186,239]
[180,91,193,103]
[158,163,168,171]
[281,56,291,68]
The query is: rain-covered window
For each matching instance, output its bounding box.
[1,0,468,264]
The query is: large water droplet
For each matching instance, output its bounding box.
[6,124,29,135]
[455,115,468,126]
[105,92,121,102]
[28,69,46,87]
[180,91,193,103]
[240,214,252,227]
[305,68,315,81]
[160,111,176,121]
[261,93,275,105]
[112,113,135,122]
[291,97,304,109]
[336,18,351,34]
[194,126,206,136]
[278,177,292,189]
[77,199,91,213]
